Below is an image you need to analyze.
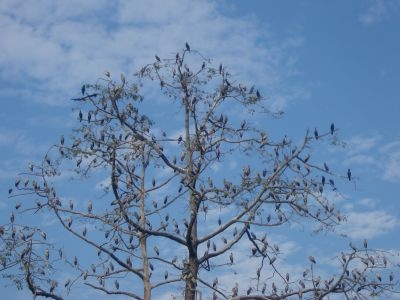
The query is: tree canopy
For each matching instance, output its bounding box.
[1,44,399,300]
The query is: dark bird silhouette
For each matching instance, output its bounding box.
[79,110,83,122]
[185,42,190,52]
[308,256,316,264]
[213,278,218,287]
[330,123,335,135]
[232,283,238,296]
[350,242,357,252]
[72,139,81,148]
[155,55,161,62]
[81,85,85,95]
[314,128,319,140]
[324,162,329,172]
[247,287,252,295]
[347,168,352,181]
[321,175,325,186]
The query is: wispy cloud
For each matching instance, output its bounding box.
[345,135,381,156]
[0,0,303,109]
[359,0,399,25]
[340,135,400,182]
[379,140,400,182]
[338,210,399,239]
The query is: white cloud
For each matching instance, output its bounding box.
[338,210,399,239]
[357,197,377,208]
[0,0,304,109]
[380,140,400,181]
[359,0,389,25]
[358,0,400,25]
[344,135,381,156]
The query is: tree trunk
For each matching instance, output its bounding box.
[140,150,151,300]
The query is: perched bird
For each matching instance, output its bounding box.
[213,277,218,287]
[78,110,83,122]
[233,227,237,237]
[232,283,238,296]
[185,42,190,52]
[349,242,357,252]
[262,282,266,294]
[87,201,92,214]
[347,169,352,181]
[247,287,252,295]
[330,123,335,135]
[229,252,234,264]
[154,246,159,256]
[15,178,21,188]
[164,270,168,280]
[155,55,161,62]
[81,85,85,95]
[324,163,329,172]
[72,139,81,148]
[308,256,316,264]
[364,238,368,248]
[314,128,319,140]
[114,280,119,289]
[64,279,70,287]
[50,280,57,292]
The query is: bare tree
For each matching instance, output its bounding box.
[1,44,399,300]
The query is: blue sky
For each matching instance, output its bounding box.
[1,0,400,299]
